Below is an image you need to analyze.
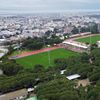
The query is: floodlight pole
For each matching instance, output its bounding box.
[89,23,92,54]
[78,26,81,52]
[43,36,51,66]
[90,23,92,45]
[48,50,51,66]
[47,45,51,66]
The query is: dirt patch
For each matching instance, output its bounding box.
[77,79,90,87]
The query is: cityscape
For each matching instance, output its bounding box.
[0,0,100,100]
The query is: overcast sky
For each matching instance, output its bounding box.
[0,0,100,13]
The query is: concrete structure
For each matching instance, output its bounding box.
[66,74,81,80]
[0,47,8,58]
[70,32,91,38]
[0,89,28,100]
[60,69,66,75]
[62,41,90,53]
[97,41,100,48]
[77,79,90,87]
[27,88,34,93]
[0,53,5,58]
[0,69,3,75]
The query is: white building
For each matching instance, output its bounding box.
[66,74,81,80]
[97,41,100,48]
[62,41,90,53]
[0,69,3,75]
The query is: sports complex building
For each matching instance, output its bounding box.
[62,32,92,53]
[62,40,90,53]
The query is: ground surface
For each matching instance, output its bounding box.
[10,47,61,59]
[77,79,90,87]
[10,50,32,57]
[16,48,77,68]
[76,35,100,44]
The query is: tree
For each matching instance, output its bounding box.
[36,78,78,100]
[80,53,90,63]
[7,45,15,55]
[71,26,79,34]
[89,22,98,34]
[45,30,52,36]
[0,61,23,76]
[21,37,44,50]
[54,58,67,70]
[33,65,45,73]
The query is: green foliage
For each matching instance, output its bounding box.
[22,37,44,50]
[36,78,78,100]
[21,35,62,50]
[0,48,100,100]
[0,73,36,93]
[90,23,98,34]
[0,60,23,76]
[71,26,79,34]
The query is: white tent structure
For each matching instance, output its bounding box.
[66,74,81,80]
[60,69,66,75]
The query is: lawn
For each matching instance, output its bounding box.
[16,48,77,69]
[76,35,100,44]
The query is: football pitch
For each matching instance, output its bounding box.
[76,35,100,44]
[16,48,77,68]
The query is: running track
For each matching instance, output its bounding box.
[10,46,62,59]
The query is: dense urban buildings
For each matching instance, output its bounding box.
[0,12,100,100]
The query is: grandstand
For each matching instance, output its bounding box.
[62,40,90,53]
[62,32,100,53]
[69,32,91,38]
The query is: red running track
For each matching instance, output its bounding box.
[11,46,62,59]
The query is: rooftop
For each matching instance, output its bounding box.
[66,74,81,80]
[63,41,88,49]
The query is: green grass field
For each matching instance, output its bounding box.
[16,48,77,69]
[76,35,100,44]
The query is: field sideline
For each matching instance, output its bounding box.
[16,48,77,68]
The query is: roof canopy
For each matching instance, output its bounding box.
[66,74,81,80]
[63,41,88,49]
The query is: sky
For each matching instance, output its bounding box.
[0,0,100,14]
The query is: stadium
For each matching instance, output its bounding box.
[10,32,100,68]
[62,33,100,53]
[15,47,77,68]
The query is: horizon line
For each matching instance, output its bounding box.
[0,9,100,15]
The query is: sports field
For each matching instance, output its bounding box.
[16,48,77,68]
[76,35,100,44]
